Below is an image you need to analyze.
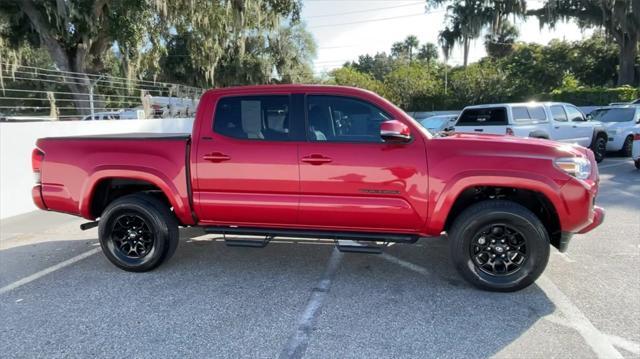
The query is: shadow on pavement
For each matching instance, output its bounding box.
[0,229,556,358]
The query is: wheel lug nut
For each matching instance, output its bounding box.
[491,254,496,258]
[506,247,510,250]
[501,254,506,258]
[491,240,495,243]
[501,240,505,243]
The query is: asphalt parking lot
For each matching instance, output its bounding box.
[1,158,638,359]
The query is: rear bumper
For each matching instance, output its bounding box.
[577,206,605,234]
[32,185,47,210]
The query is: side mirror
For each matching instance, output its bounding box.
[380,120,411,143]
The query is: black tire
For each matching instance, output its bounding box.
[448,200,550,292]
[635,159,640,170]
[591,135,607,163]
[98,193,179,272]
[622,135,633,157]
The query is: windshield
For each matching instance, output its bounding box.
[590,108,636,122]
[419,118,448,129]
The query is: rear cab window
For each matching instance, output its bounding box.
[456,107,508,126]
[213,95,301,141]
[511,105,547,123]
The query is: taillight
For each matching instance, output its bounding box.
[634,133,640,141]
[32,148,44,183]
[506,127,514,136]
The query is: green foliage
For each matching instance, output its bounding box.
[539,86,639,106]
[328,67,385,95]
[383,63,443,109]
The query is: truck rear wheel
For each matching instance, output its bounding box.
[98,193,179,272]
[448,200,550,292]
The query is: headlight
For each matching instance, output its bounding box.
[554,157,592,180]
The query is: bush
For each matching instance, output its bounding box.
[538,86,639,106]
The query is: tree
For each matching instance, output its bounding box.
[0,0,303,113]
[328,66,385,95]
[484,20,519,58]
[383,63,443,109]
[391,41,407,59]
[530,0,639,86]
[430,0,526,67]
[404,35,420,62]
[417,43,439,63]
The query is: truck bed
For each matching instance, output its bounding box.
[35,134,194,225]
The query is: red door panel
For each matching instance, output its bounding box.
[298,141,428,232]
[195,137,300,226]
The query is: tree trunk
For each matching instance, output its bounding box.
[463,37,470,67]
[18,0,97,117]
[617,31,638,86]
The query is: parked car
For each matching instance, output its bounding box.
[417,114,458,134]
[31,85,604,292]
[454,102,608,162]
[588,105,640,156]
[633,132,640,169]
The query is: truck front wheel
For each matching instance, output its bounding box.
[98,193,179,272]
[448,200,550,292]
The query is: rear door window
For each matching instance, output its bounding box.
[457,108,507,126]
[550,105,568,122]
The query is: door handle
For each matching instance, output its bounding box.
[474,129,484,132]
[203,152,231,162]
[554,126,560,129]
[572,125,578,128]
[301,154,332,165]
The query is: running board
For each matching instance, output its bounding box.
[336,240,383,254]
[203,226,418,243]
[223,235,271,248]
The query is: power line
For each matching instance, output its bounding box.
[308,12,437,29]
[305,1,423,19]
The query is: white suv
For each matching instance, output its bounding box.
[589,105,640,156]
[454,102,608,162]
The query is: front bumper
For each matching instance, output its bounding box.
[577,206,605,234]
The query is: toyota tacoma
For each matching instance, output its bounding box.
[31,85,604,291]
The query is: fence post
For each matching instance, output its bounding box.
[89,85,94,120]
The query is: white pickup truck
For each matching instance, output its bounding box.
[454,102,608,162]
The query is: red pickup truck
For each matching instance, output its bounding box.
[31,85,604,291]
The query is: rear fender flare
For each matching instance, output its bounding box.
[79,166,194,225]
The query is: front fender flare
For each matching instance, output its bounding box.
[426,170,565,235]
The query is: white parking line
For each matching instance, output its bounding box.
[606,333,640,355]
[544,314,639,355]
[0,247,101,295]
[382,253,430,276]
[599,161,632,169]
[379,255,623,359]
[530,276,623,359]
[279,249,343,359]
[553,251,576,263]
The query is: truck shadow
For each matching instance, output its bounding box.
[0,228,556,358]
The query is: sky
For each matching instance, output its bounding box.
[300,0,594,75]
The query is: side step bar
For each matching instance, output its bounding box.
[336,240,383,254]
[223,235,272,248]
[203,226,418,243]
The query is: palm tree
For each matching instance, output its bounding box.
[431,0,525,67]
[418,42,439,64]
[404,35,420,62]
[391,41,407,59]
[484,21,519,58]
